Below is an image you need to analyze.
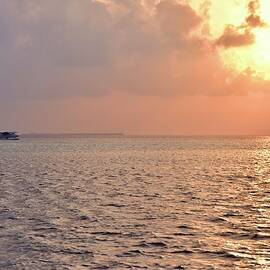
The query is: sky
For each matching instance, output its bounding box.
[1,0,270,135]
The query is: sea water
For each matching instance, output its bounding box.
[0,136,269,269]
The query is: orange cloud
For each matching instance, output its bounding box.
[246,0,267,27]
[216,0,266,48]
[216,26,255,48]
[0,0,269,102]
[1,0,270,134]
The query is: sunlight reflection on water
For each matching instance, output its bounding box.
[0,137,269,269]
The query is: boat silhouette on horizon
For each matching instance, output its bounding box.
[0,132,19,140]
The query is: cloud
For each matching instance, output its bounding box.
[246,0,266,27]
[0,0,269,102]
[156,0,201,39]
[216,0,266,48]
[0,0,209,99]
[215,25,255,48]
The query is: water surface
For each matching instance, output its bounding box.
[0,137,269,269]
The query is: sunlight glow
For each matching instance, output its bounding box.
[219,0,270,81]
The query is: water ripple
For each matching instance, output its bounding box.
[0,137,270,269]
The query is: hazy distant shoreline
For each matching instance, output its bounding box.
[21,133,125,138]
[19,134,268,139]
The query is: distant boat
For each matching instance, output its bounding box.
[0,132,19,140]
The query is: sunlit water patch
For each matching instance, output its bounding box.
[0,137,270,269]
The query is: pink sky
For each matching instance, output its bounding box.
[1,0,270,135]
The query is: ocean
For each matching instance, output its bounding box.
[0,136,269,269]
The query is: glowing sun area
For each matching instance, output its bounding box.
[219,0,270,81]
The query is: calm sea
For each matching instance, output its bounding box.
[0,137,269,269]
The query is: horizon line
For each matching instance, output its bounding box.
[19,133,270,137]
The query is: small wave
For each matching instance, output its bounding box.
[223,211,244,217]
[146,241,167,248]
[58,248,93,255]
[177,224,193,229]
[173,232,195,236]
[91,231,122,236]
[251,233,270,240]
[208,217,227,223]
[170,249,193,254]
[219,231,270,240]
[102,203,126,208]
[200,250,241,260]
[116,249,144,257]
[136,241,167,249]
